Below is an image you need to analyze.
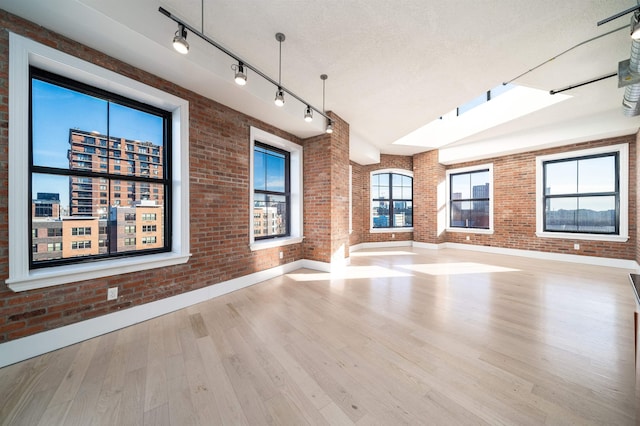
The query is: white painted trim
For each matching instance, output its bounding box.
[369,228,413,233]
[7,32,191,291]
[0,260,307,368]
[535,143,629,242]
[411,241,441,250]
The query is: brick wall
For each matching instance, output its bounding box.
[349,162,365,247]
[413,150,446,245]
[0,11,307,342]
[303,113,350,263]
[442,135,637,259]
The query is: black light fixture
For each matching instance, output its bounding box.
[232,61,247,86]
[304,105,313,122]
[172,23,189,54]
[274,33,286,107]
[321,74,333,133]
[159,7,334,126]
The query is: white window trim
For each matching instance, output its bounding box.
[7,32,191,292]
[249,127,303,251]
[369,168,414,233]
[535,143,628,242]
[445,163,494,234]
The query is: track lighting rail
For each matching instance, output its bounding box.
[158,7,332,123]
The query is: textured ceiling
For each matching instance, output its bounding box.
[2,0,640,163]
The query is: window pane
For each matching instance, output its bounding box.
[469,200,489,228]
[266,151,285,193]
[110,200,164,253]
[450,200,470,228]
[545,160,577,195]
[393,201,412,227]
[578,156,615,194]
[545,197,577,231]
[32,79,107,169]
[253,193,287,237]
[372,201,390,228]
[470,171,490,199]
[254,148,266,191]
[451,174,470,199]
[577,196,616,233]
[373,173,389,200]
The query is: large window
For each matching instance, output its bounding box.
[449,169,490,229]
[543,153,618,234]
[371,170,413,229]
[8,33,190,291]
[536,144,628,242]
[253,143,290,240]
[249,127,303,250]
[29,67,170,268]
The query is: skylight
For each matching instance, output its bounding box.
[393,84,571,149]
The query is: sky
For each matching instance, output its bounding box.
[31,78,164,207]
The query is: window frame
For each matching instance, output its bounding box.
[369,169,414,233]
[8,32,191,292]
[249,127,303,250]
[445,163,494,234]
[29,67,173,271]
[535,144,629,242]
[253,142,291,240]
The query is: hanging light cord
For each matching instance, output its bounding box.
[503,24,627,85]
[158,6,331,122]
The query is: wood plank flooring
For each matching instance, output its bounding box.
[0,247,637,425]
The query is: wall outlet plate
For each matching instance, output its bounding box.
[107,287,118,301]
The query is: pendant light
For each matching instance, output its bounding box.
[321,74,333,133]
[274,33,286,107]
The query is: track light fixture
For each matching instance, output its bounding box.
[172,24,189,54]
[275,88,285,107]
[325,120,334,134]
[159,7,334,128]
[304,105,313,122]
[232,61,247,86]
[320,74,333,133]
[274,33,286,107]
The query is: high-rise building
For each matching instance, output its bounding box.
[68,129,164,218]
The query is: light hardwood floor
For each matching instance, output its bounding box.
[0,247,637,425]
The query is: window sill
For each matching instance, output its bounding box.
[370,228,414,234]
[447,228,494,235]
[250,236,304,251]
[535,232,628,242]
[7,252,192,292]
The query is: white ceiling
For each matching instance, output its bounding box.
[3,0,640,164]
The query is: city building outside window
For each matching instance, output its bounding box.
[370,170,413,230]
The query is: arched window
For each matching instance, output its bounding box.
[371,170,413,229]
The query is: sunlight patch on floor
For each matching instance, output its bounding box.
[398,262,519,276]
[286,265,412,282]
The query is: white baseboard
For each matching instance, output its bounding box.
[0,260,306,368]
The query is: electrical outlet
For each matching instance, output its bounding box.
[279,251,283,259]
[574,243,580,250]
[466,235,470,241]
[107,287,118,301]
[391,233,395,239]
